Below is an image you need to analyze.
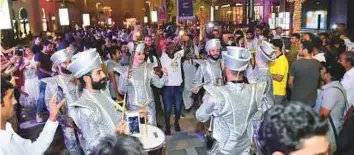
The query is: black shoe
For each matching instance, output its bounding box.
[165,128,171,135]
[175,123,181,132]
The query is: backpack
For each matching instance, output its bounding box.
[335,107,354,155]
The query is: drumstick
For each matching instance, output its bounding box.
[121,94,127,119]
[144,106,148,137]
[189,80,212,91]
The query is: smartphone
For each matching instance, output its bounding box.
[126,112,141,136]
[15,48,24,56]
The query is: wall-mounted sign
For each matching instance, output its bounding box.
[151,11,158,22]
[306,10,327,29]
[82,13,90,26]
[177,0,194,20]
[0,0,12,29]
[59,8,69,26]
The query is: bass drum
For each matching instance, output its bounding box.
[138,124,166,155]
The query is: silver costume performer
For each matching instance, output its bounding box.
[196,47,274,155]
[182,60,197,109]
[116,62,166,126]
[245,41,276,155]
[42,49,82,155]
[194,39,224,88]
[182,44,199,110]
[42,74,82,155]
[246,40,275,84]
[194,39,224,104]
[67,49,123,154]
[194,58,224,88]
[69,89,122,154]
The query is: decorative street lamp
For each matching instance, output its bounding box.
[287,0,305,33]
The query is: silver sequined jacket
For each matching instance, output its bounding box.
[196,81,274,155]
[69,89,122,154]
[193,58,224,88]
[42,74,83,155]
[42,75,79,123]
[116,62,166,125]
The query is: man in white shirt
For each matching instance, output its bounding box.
[160,42,184,135]
[0,76,64,155]
[338,52,354,106]
[246,29,258,51]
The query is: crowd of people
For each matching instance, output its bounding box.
[1,21,354,155]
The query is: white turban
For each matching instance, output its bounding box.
[205,39,221,54]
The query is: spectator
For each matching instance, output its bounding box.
[31,36,43,54]
[0,76,64,155]
[144,35,163,124]
[255,25,264,39]
[269,39,289,104]
[246,29,257,51]
[302,32,315,42]
[1,53,20,73]
[19,47,39,107]
[144,35,159,65]
[317,62,348,153]
[273,27,283,39]
[54,36,66,51]
[288,41,321,106]
[338,52,354,106]
[120,42,130,66]
[319,32,330,47]
[287,33,301,65]
[236,36,246,48]
[313,38,327,63]
[258,102,329,155]
[93,135,144,155]
[160,42,184,135]
[107,46,122,101]
[66,39,79,56]
[35,41,55,123]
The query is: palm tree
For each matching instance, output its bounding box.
[288,0,305,33]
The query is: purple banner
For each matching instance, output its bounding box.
[177,0,194,20]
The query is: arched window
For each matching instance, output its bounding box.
[19,7,30,38]
[41,8,47,31]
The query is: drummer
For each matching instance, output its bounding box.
[67,49,139,154]
[116,43,168,126]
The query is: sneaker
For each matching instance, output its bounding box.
[165,128,171,135]
[175,123,181,132]
[36,114,44,123]
[173,114,185,118]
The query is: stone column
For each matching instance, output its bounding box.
[29,0,41,35]
[263,0,271,23]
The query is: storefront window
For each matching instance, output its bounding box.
[233,7,243,24]
[255,6,263,21]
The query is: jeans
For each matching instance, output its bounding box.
[162,86,182,128]
[36,81,48,114]
[152,85,162,117]
[274,95,287,105]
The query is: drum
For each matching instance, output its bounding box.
[136,124,166,155]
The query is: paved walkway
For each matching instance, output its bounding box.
[164,112,208,155]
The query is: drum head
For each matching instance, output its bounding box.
[136,124,166,151]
